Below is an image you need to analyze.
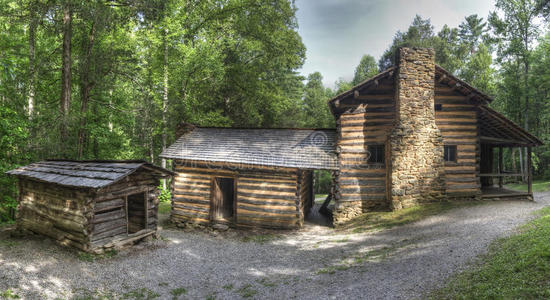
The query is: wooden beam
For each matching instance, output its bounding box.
[527,147,533,196]
[479,173,523,177]
[479,136,527,146]
[498,147,503,188]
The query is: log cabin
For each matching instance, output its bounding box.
[160,128,338,229]
[162,47,543,228]
[6,160,173,252]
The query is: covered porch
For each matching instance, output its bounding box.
[478,106,543,201]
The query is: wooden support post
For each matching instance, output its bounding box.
[527,147,533,196]
[498,147,503,188]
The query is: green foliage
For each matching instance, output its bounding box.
[0,106,28,223]
[302,72,334,128]
[314,170,332,194]
[430,206,550,299]
[352,54,378,85]
[158,183,171,203]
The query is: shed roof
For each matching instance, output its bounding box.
[478,106,543,147]
[6,160,173,189]
[160,127,338,170]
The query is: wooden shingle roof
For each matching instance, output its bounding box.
[6,160,173,189]
[478,106,543,147]
[160,127,338,170]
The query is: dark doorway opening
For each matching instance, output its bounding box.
[127,192,146,233]
[212,177,235,222]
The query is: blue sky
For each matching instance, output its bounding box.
[295,0,495,87]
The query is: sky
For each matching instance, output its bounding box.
[295,0,495,88]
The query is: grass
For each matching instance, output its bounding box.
[241,233,281,244]
[158,201,171,215]
[121,288,160,300]
[429,206,550,299]
[169,287,187,299]
[222,284,233,291]
[77,249,117,262]
[0,289,19,299]
[506,179,550,192]
[314,194,328,203]
[340,201,483,234]
[236,284,257,299]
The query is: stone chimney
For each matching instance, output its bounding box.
[389,48,446,209]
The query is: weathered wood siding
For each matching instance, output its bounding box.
[91,169,160,246]
[237,170,300,229]
[17,179,93,250]
[435,84,481,199]
[336,77,394,210]
[171,160,302,229]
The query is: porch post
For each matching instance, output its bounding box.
[498,147,503,188]
[527,147,533,195]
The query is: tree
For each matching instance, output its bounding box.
[490,0,544,180]
[59,1,73,157]
[302,72,333,128]
[352,54,378,85]
[378,15,438,70]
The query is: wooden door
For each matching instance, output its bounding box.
[211,177,235,222]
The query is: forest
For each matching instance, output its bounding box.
[1,0,550,222]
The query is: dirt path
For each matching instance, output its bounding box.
[1,193,549,299]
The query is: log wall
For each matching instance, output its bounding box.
[435,84,481,199]
[91,169,160,247]
[333,77,394,224]
[17,179,94,251]
[171,160,302,229]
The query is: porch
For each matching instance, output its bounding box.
[478,106,543,200]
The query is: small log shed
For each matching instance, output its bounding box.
[6,160,173,253]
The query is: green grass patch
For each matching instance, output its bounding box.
[236,284,257,298]
[158,201,171,215]
[340,201,483,234]
[0,289,19,299]
[506,179,550,192]
[241,233,281,244]
[256,278,277,287]
[169,287,187,299]
[121,287,160,300]
[77,249,117,262]
[429,206,550,299]
[222,284,233,291]
[314,194,328,203]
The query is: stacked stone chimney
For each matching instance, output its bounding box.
[389,48,446,209]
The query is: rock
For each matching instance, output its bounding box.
[212,224,229,231]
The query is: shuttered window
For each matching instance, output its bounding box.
[368,145,385,163]
[444,145,457,162]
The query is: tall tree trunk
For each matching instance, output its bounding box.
[77,22,96,159]
[161,29,169,188]
[60,2,72,157]
[28,0,37,120]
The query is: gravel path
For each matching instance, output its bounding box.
[1,193,549,299]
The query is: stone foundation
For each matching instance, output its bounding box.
[332,201,362,226]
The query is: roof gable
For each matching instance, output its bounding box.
[328,64,493,116]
